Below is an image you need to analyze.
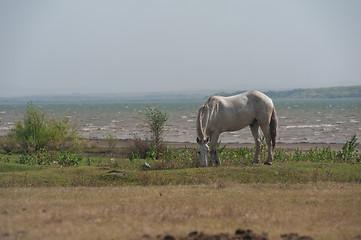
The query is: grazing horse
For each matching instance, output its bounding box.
[196,90,278,166]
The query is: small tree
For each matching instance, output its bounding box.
[144,106,168,152]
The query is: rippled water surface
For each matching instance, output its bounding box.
[0,98,360,143]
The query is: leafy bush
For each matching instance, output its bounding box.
[19,148,82,167]
[9,101,79,152]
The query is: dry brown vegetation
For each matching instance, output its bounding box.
[1,183,361,240]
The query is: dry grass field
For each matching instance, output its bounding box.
[1,138,361,239]
[1,183,361,240]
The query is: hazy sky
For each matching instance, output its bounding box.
[1,0,361,97]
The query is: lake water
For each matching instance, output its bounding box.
[0,98,360,144]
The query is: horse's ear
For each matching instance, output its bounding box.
[197,137,201,143]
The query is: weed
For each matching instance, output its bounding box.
[0,136,18,153]
[214,178,226,189]
[260,136,267,161]
[337,134,360,163]
[273,147,290,162]
[85,157,92,166]
[129,135,151,159]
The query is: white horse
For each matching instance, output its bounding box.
[196,90,278,166]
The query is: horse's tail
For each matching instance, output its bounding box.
[270,108,278,151]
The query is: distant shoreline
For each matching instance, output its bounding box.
[1,85,360,102]
[217,85,361,99]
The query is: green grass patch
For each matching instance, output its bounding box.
[0,162,37,173]
[1,160,360,187]
[1,135,360,187]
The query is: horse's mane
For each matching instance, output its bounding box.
[197,96,219,141]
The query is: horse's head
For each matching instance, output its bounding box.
[197,137,209,167]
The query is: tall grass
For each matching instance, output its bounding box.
[2,135,360,170]
[219,135,361,165]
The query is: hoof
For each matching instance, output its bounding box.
[264,162,272,166]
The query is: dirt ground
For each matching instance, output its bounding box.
[143,229,314,240]
[1,184,360,240]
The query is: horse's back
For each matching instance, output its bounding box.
[246,90,274,108]
[210,91,274,131]
[220,90,273,110]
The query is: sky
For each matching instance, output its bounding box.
[1,0,361,97]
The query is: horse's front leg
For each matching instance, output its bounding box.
[209,132,221,166]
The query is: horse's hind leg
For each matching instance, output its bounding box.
[260,124,273,165]
[250,123,261,164]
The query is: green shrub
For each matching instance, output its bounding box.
[57,152,82,167]
[287,147,338,162]
[219,147,254,166]
[273,135,360,163]
[9,101,79,152]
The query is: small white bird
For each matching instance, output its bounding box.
[143,162,151,169]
